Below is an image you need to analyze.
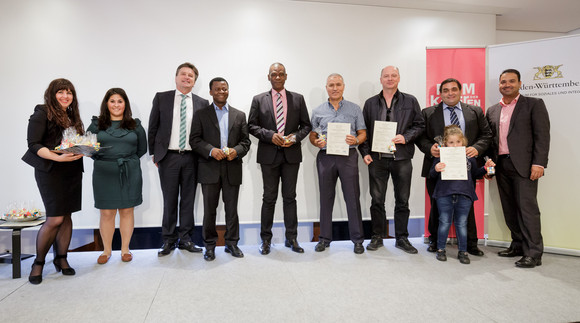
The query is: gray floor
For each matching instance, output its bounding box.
[1,238,579,323]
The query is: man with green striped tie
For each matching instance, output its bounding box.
[149,62,209,257]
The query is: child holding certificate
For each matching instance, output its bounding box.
[430,125,495,264]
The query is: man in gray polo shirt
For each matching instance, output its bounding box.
[309,73,367,254]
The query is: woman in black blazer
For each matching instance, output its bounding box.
[22,78,84,284]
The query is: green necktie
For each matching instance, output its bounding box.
[179,94,187,150]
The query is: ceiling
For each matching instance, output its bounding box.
[295,0,580,33]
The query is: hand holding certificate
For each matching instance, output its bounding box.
[371,121,397,153]
[326,122,350,156]
[439,146,467,180]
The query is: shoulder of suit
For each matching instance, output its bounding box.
[460,102,483,111]
[253,91,272,99]
[229,105,246,116]
[34,104,48,114]
[285,90,304,98]
[157,90,175,96]
[487,102,501,112]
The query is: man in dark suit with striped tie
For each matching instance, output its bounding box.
[416,78,492,256]
[148,62,209,256]
[248,63,312,255]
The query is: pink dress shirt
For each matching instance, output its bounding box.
[271,89,288,135]
[498,94,520,155]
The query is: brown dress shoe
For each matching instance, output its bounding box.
[121,252,133,262]
[97,254,111,264]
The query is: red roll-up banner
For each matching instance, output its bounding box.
[425,47,486,239]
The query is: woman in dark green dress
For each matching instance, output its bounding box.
[87,88,146,264]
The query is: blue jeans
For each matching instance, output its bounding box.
[436,194,472,251]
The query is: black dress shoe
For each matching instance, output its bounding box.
[28,259,45,285]
[204,249,215,261]
[427,243,437,253]
[53,254,76,276]
[314,241,330,252]
[395,238,418,254]
[498,247,523,257]
[366,236,384,251]
[158,242,176,257]
[515,256,542,268]
[467,247,484,256]
[285,239,304,253]
[178,241,203,253]
[260,240,271,255]
[354,243,364,254]
[225,244,244,258]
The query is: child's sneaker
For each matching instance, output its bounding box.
[436,249,447,261]
[458,251,471,264]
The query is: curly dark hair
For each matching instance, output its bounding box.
[44,78,84,134]
[98,88,136,130]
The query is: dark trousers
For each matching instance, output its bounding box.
[259,150,300,242]
[316,149,364,244]
[496,156,543,258]
[201,161,240,249]
[426,177,479,249]
[368,158,412,240]
[158,151,196,244]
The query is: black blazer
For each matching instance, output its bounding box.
[247,90,311,164]
[486,95,550,178]
[189,104,251,185]
[358,90,425,160]
[148,90,209,163]
[22,104,83,173]
[416,102,492,178]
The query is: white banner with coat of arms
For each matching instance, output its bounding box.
[487,34,580,255]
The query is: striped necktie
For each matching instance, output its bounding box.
[179,94,187,150]
[448,106,460,129]
[275,92,285,134]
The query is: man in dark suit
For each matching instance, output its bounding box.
[416,78,492,256]
[486,69,550,268]
[248,62,312,255]
[190,77,251,261]
[358,66,425,254]
[149,62,209,256]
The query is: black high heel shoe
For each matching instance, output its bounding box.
[29,259,45,285]
[53,254,76,276]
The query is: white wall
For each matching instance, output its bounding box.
[0,0,496,241]
[496,30,565,44]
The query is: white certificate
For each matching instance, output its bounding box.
[439,146,467,180]
[371,121,397,153]
[326,122,350,156]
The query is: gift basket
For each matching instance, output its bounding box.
[52,127,103,157]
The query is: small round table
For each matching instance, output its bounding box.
[0,217,45,279]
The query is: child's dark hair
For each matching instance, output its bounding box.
[442,125,468,146]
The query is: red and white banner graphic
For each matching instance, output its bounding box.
[425,47,486,239]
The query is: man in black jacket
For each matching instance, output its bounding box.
[358,66,425,253]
